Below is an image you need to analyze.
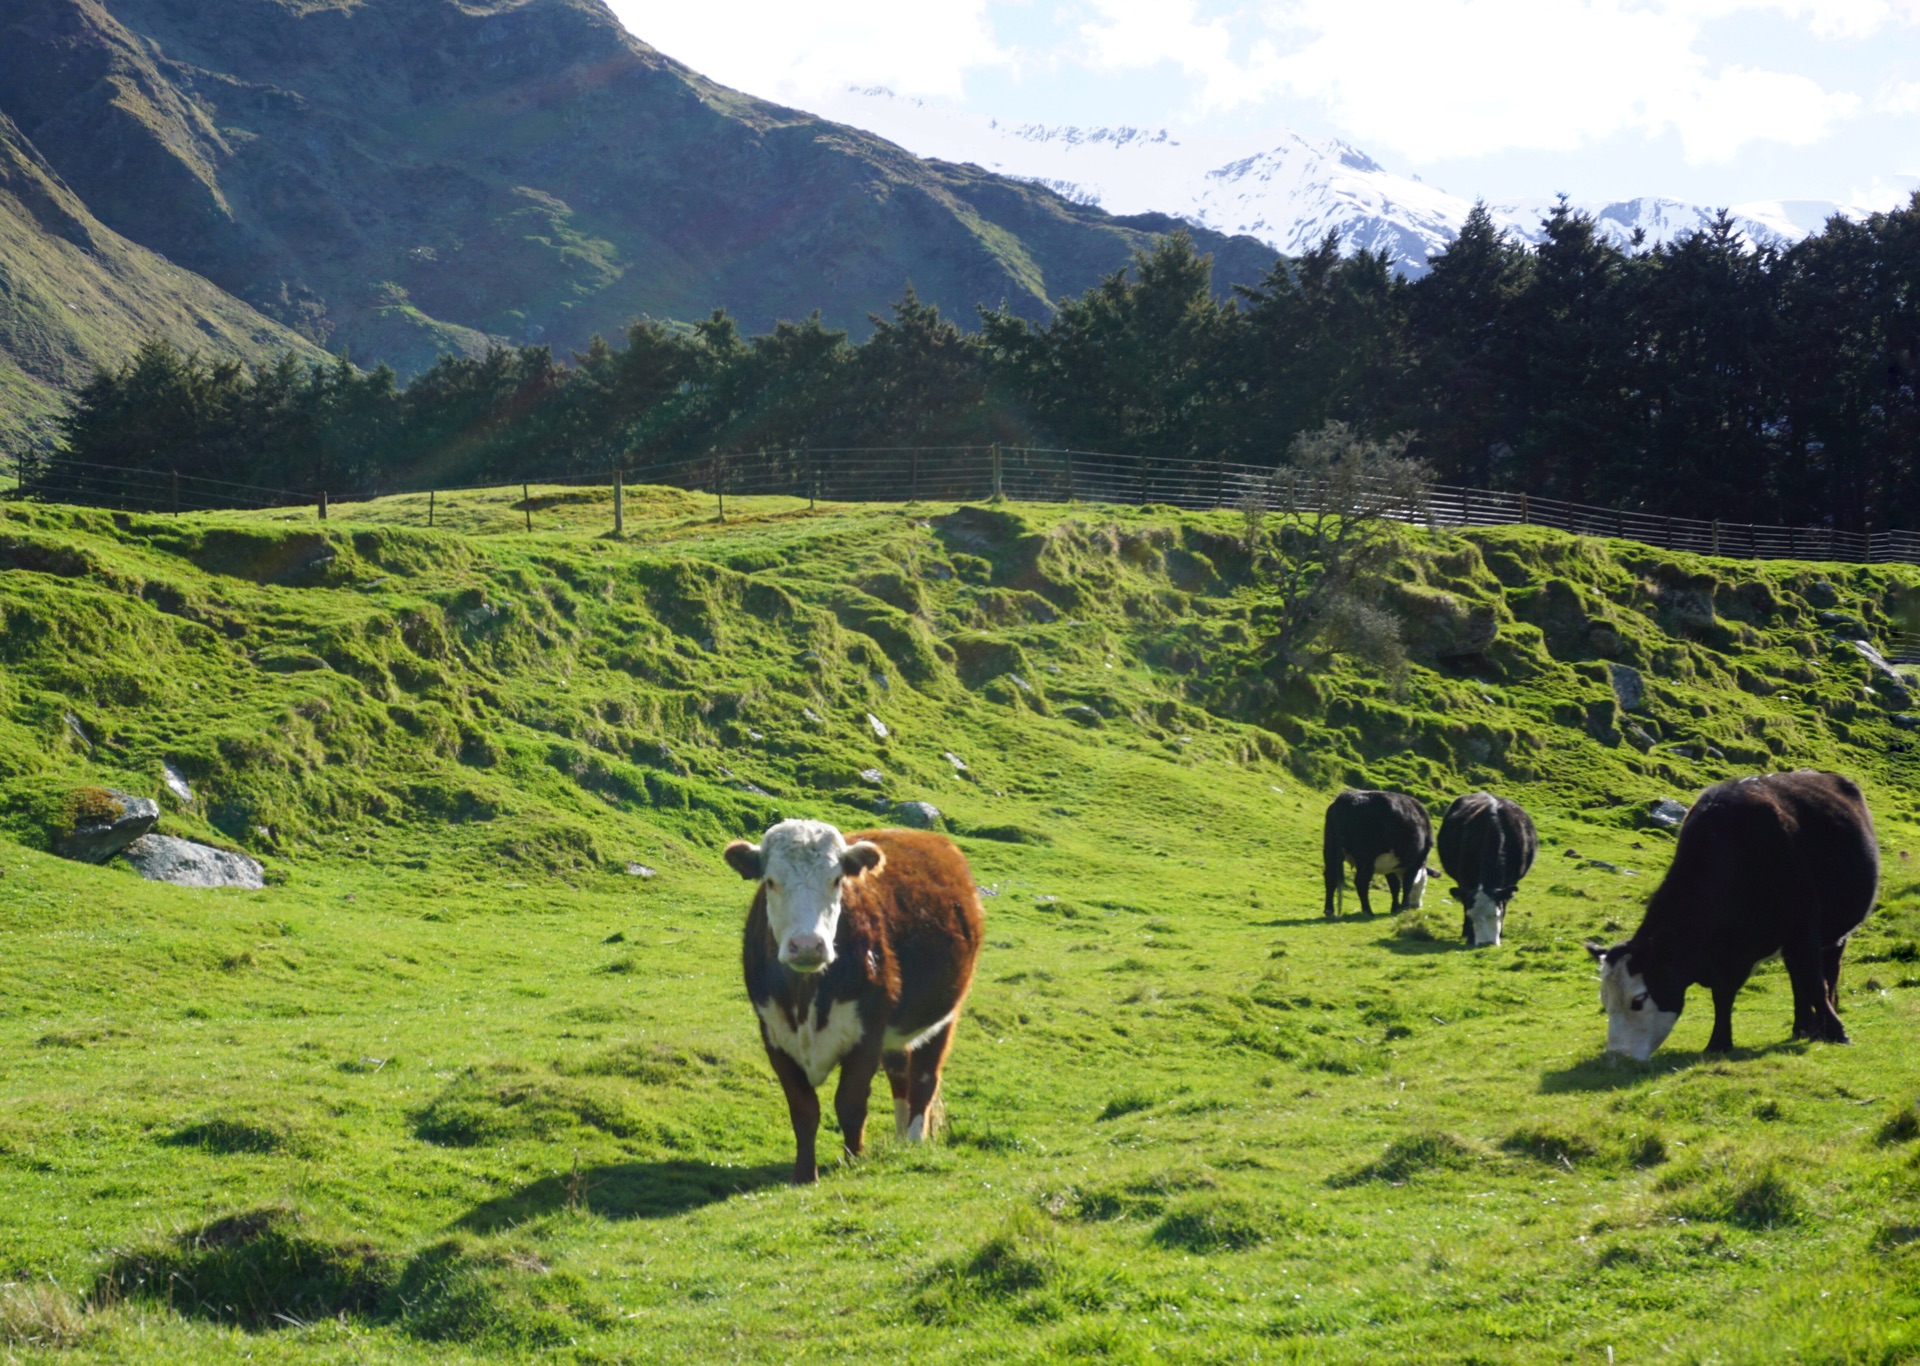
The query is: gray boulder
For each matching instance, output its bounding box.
[120,835,264,889]
[1646,798,1690,829]
[889,801,943,829]
[1061,705,1103,727]
[1607,663,1645,712]
[54,790,158,863]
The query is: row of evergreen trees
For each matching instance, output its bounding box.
[51,195,1920,530]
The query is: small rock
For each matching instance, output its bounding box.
[1583,859,1620,873]
[162,761,194,803]
[1893,714,1920,731]
[860,768,885,785]
[1670,745,1698,759]
[1823,612,1873,638]
[63,713,93,752]
[1006,673,1035,694]
[1705,746,1725,760]
[1563,847,1580,858]
[1607,663,1644,712]
[747,729,764,742]
[120,834,264,890]
[802,707,825,726]
[1807,580,1841,608]
[1587,624,1623,657]
[1848,638,1903,683]
[1035,894,1058,904]
[943,751,969,772]
[890,800,943,829]
[1175,735,1192,746]
[867,713,889,740]
[1647,798,1690,829]
[54,789,159,863]
[1044,664,1061,674]
[1269,785,1285,794]
[872,673,890,692]
[739,783,769,796]
[800,650,822,665]
[1062,705,1102,727]
[625,863,657,878]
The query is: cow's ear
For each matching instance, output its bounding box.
[840,841,885,878]
[723,841,764,880]
[1583,940,1610,964]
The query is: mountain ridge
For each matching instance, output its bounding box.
[815,86,1878,277]
[0,0,1280,440]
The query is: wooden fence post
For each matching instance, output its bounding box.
[1137,452,1148,507]
[613,468,623,537]
[1461,489,1471,527]
[1065,449,1076,502]
[991,443,1003,501]
[523,484,532,532]
[428,488,435,528]
[1215,457,1227,509]
[809,450,817,511]
[714,455,725,522]
[910,449,920,503]
[1711,519,1719,555]
[319,489,328,521]
[1519,492,1529,525]
[172,469,180,515]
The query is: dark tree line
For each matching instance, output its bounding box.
[45,194,1920,530]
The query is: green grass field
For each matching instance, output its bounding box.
[2,486,1918,1363]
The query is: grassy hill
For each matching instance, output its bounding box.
[1,489,1918,1362]
[0,111,323,453]
[0,0,1278,399]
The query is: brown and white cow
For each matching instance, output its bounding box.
[725,819,985,1184]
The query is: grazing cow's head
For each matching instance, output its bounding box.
[1453,884,1517,947]
[1584,941,1683,1060]
[724,819,884,973]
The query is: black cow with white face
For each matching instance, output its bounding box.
[1584,770,1878,1060]
[1437,792,1538,947]
[1322,789,1432,918]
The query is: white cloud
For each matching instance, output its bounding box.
[1073,0,1903,163]
[1878,80,1920,115]
[603,1,1007,104]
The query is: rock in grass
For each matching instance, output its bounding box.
[860,768,885,785]
[1062,705,1103,727]
[54,789,159,863]
[625,862,657,878]
[1646,798,1690,829]
[1893,715,1920,731]
[1607,663,1645,712]
[867,713,889,740]
[120,835,264,889]
[889,801,943,829]
[162,761,194,803]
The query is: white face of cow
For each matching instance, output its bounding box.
[1464,888,1503,947]
[724,819,884,972]
[1591,949,1681,1060]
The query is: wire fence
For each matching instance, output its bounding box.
[11,445,1920,569]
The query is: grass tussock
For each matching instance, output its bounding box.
[911,1207,1123,1325]
[1331,1131,1483,1187]
[0,1281,88,1348]
[1149,1195,1283,1253]
[1661,1160,1807,1230]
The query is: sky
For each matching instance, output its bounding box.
[603,0,1920,211]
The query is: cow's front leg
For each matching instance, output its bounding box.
[834,1037,883,1161]
[766,1046,821,1184]
[1353,867,1373,917]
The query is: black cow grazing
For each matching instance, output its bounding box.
[727,819,985,1184]
[1322,789,1433,918]
[1584,770,1878,1060]
[1437,792,1539,947]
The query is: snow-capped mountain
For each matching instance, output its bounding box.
[813,87,1862,276]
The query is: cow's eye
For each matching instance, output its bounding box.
[1630,993,1649,1011]
[764,879,779,893]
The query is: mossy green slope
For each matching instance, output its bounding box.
[1,491,1918,1362]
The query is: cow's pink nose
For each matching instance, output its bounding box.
[785,934,829,967]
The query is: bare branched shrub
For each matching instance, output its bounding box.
[1256,421,1431,676]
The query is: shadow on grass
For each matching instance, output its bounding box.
[1539,1037,1810,1093]
[1374,935,1466,956]
[458,1160,789,1231]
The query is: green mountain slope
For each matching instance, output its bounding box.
[1,491,1919,1361]
[0,110,322,452]
[0,0,1279,389]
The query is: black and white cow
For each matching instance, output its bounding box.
[1437,792,1539,947]
[1584,770,1878,1060]
[1322,789,1432,918]
[727,819,985,1183]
